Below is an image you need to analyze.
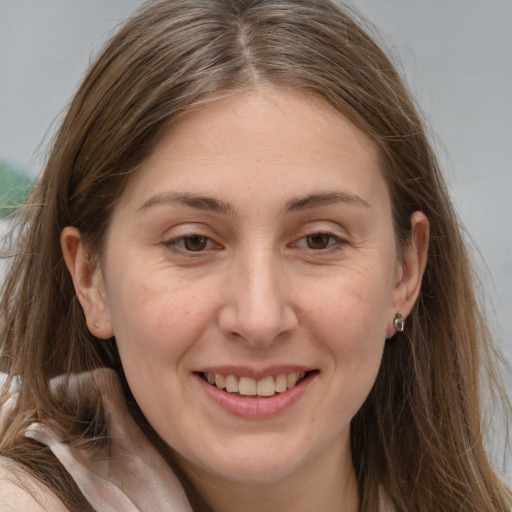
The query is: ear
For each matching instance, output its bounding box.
[387,211,429,338]
[61,227,114,339]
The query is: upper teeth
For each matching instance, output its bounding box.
[204,371,306,397]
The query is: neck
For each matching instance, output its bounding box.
[180,437,359,512]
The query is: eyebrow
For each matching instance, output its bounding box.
[137,190,369,215]
[138,192,234,215]
[284,191,370,211]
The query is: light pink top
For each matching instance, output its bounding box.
[0,369,192,511]
[0,369,397,511]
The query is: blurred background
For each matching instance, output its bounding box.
[1,0,511,468]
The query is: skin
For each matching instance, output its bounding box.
[62,87,429,512]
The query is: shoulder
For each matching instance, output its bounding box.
[0,456,69,512]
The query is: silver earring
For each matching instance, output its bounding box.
[394,313,405,332]
[93,321,100,329]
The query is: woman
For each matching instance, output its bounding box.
[0,0,510,510]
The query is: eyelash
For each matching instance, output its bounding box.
[164,231,346,255]
[164,234,219,254]
[293,232,346,251]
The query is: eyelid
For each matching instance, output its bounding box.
[293,231,346,250]
[290,218,349,243]
[167,235,217,250]
[162,225,223,255]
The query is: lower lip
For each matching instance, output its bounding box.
[194,372,316,419]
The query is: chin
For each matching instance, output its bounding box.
[177,437,312,486]
[180,435,334,486]
[203,458,302,486]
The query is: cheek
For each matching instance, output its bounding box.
[106,270,218,366]
[106,274,221,428]
[302,266,392,405]
[304,266,394,347]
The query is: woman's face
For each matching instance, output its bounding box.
[80,88,424,488]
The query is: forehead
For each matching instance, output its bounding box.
[115,87,387,213]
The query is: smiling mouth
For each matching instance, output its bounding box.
[201,371,314,397]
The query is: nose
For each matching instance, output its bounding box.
[218,248,298,347]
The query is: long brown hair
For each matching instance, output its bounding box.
[1,0,510,510]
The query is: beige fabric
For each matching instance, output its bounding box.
[1,369,192,512]
[0,369,401,511]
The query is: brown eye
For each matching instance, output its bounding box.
[306,233,334,249]
[182,235,209,251]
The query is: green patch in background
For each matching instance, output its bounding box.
[0,161,33,219]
